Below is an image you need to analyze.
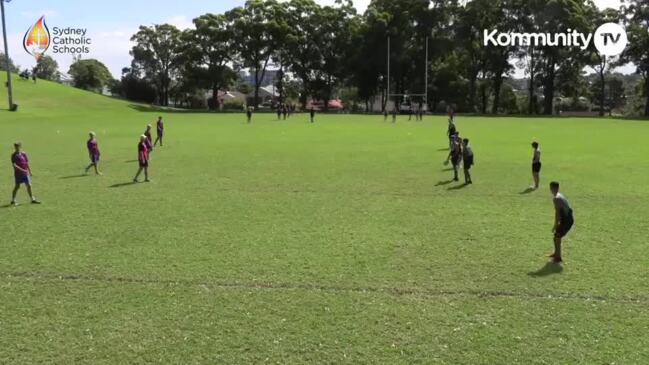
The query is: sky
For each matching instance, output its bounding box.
[0,0,625,79]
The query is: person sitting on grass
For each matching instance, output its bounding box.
[462,138,474,184]
[154,116,165,147]
[10,142,41,206]
[531,141,542,190]
[549,181,574,264]
[84,132,102,175]
[133,135,150,183]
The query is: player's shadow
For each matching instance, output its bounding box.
[109,182,138,188]
[441,167,454,172]
[125,160,138,163]
[59,174,88,180]
[435,180,454,186]
[528,262,563,277]
[519,187,536,194]
[447,183,469,191]
[437,148,450,151]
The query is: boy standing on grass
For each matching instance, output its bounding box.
[154,116,164,147]
[133,135,150,183]
[462,138,474,184]
[144,124,154,154]
[392,107,397,123]
[85,132,102,175]
[447,117,457,150]
[10,143,41,206]
[310,107,315,123]
[549,181,574,264]
[531,141,541,190]
[247,107,253,124]
[446,133,462,182]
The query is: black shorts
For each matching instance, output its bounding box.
[532,162,542,173]
[555,211,574,238]
[451,156,461,166]
[464,156,474,168]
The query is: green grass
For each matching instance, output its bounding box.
[1,76,649,364]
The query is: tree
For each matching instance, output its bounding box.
[309,2,358,111]
[588,8,621,116]
[68,59,113,92]
[130,24,182,106]
[227,0,287,110]
[0,53,19,73]
[181,14,238,109]
[114,67,157,103]
[621,0,649,116]
[34,55,60,81]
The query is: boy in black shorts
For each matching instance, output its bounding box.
[462,138,474,184]
[531,141,541,190]
[549,181,574,263]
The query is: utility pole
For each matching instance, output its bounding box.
[1,0,16,111]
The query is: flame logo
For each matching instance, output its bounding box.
[23,16,51,61]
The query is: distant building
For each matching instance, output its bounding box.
[239,70,281,88]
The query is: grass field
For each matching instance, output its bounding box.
[1,76,649,364]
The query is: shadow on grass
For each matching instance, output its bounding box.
[448,183,469,191]
[435,180,454,186]
[59,174,88,180]
[528,262,563,277]
[125,160,138,163]
[109,182,138,188]
[519,187,536,195]
[437,148,450,152]
[442,167,454,172]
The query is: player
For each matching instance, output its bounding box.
[276,105,282,120]
[144,124,154,154]
[154,116,164,147]
[549,181,574,263]
[247,107,253,124]
[446,133,462,182]
[10,142,41,205]
[282,105,288,120]
[531,141,541,190]
[133,135,150,183]
[392,107,397,123]
[310,107,315,123]
[462,138,474,184]
[84,132,102,175]
[447,116,457,149]
[383,109,388,122]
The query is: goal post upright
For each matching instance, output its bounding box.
[386,35,430,112]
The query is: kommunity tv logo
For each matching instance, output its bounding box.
[484,22,628,56]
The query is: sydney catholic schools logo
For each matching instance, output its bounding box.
[23,16,92,61]
[23,16,50,61]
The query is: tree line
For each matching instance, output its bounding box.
[5,0,649,116]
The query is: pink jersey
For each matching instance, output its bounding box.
[87,138,99,156]
[138,141,149,163]
[11,152,30,177]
